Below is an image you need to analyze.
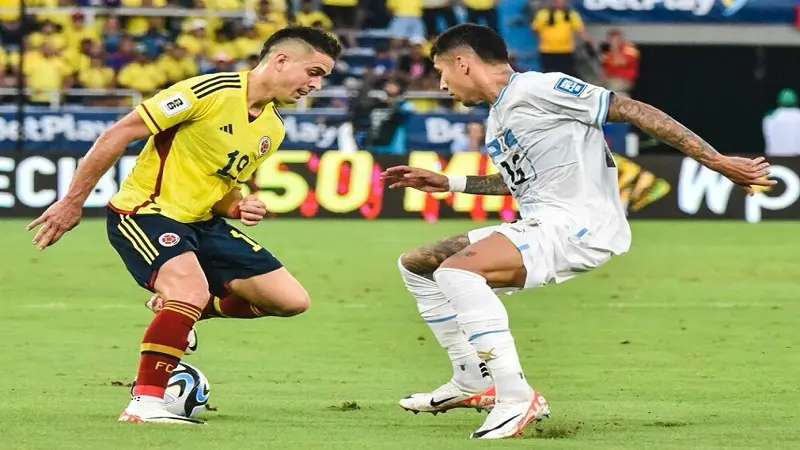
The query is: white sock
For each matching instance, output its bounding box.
[398,258,491,390]
[434,267,532,403]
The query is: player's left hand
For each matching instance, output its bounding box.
[713,156,777,196]
[237,194,266,226]
[26,198,83,250]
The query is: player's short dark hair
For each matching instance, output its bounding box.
[430,24,509,64]
[259,26,343,61]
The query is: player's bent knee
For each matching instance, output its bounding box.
[399,251,437,277]
[281,291,311,316]
[241,273,311,317]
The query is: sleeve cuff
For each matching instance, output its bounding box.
[594,90,612,126]
[136,104,162,134]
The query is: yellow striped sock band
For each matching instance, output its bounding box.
[162,301,202,322]
[140,342,185,359]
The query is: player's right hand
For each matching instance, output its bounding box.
[380,166,450,192]
[713,156,777,196]
[26,199,83,250]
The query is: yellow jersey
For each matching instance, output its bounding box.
[109,72,286,223]
[532,8,584,54]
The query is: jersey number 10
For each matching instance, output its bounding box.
[217,150,251,181]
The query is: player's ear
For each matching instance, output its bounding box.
[273,52,289,71]
[455,56,468,74]
[460,58,470,75]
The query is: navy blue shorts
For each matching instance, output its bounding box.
[106,208,283,296]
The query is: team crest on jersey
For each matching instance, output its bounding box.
[554,77,586,96]
[158,233,180,247]
[258,136,271,157]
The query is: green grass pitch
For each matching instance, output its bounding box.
[1,219,799,449]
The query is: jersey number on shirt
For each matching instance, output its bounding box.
[499,154,530,191]
[217,150,251,181]
[489,129,535,191]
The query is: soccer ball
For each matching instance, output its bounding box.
[130,362,211,418]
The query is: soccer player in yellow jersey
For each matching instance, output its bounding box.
[27,27,342,424]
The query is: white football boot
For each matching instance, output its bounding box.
[118,396,204,425]
[399,380,496,414]
[470,390,550,439]
[145,294,198,355]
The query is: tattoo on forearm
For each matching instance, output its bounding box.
[464,173,511,195]
[607,94,719,165]
[401,233,470,279]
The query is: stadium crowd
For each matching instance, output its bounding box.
[0,0,639,107]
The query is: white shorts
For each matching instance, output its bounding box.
[467,219,614,292]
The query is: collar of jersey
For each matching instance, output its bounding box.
[492,72,519,108]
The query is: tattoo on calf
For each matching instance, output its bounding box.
[401,233,470,279]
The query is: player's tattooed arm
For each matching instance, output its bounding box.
[401,233,471,279]
[606,94,721,166]
[464,173,511,195]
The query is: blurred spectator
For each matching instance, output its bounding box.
[387,0,425,44]
[140,17,170,58]
[157,43,198,84]
[122,0,168,37]
[0,19,23,46]
[101,15,124,54]
[532,0,590,76]
[25,43,73,105]
[117,43,166,95]
[63,37,94,75]
[176,19,209,57]
[204,52,235,75]
[463,0,498,31]
[107,34,136,71]
[254,0,289,41]
[450,121,487,153]
[236,53,260,71]
[370,46,398,86]
[208,21,240,61]
[65,11,100,51]
[763,88,800,156]
[398,37,433,83]
[321,0,359,46]
[422,0,456,37]
[600,28,639,97]
[295,0,334,30]
[181,0,223,35]
[371,79,415,154]
[235,25,263,61]
[35,0,72,33]
[78,54,115,90]
[29,19,67,52]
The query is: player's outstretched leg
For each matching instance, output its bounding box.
[224,267,310,318]
[397,234,494,414]
[433,232,549,439]
[119,252,208,425]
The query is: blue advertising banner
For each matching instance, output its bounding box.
[0,108,629,154]
[574,0,794,23]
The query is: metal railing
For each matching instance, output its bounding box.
[296,89,455,111]
[0,88,142,109]
[0,87,459,111]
